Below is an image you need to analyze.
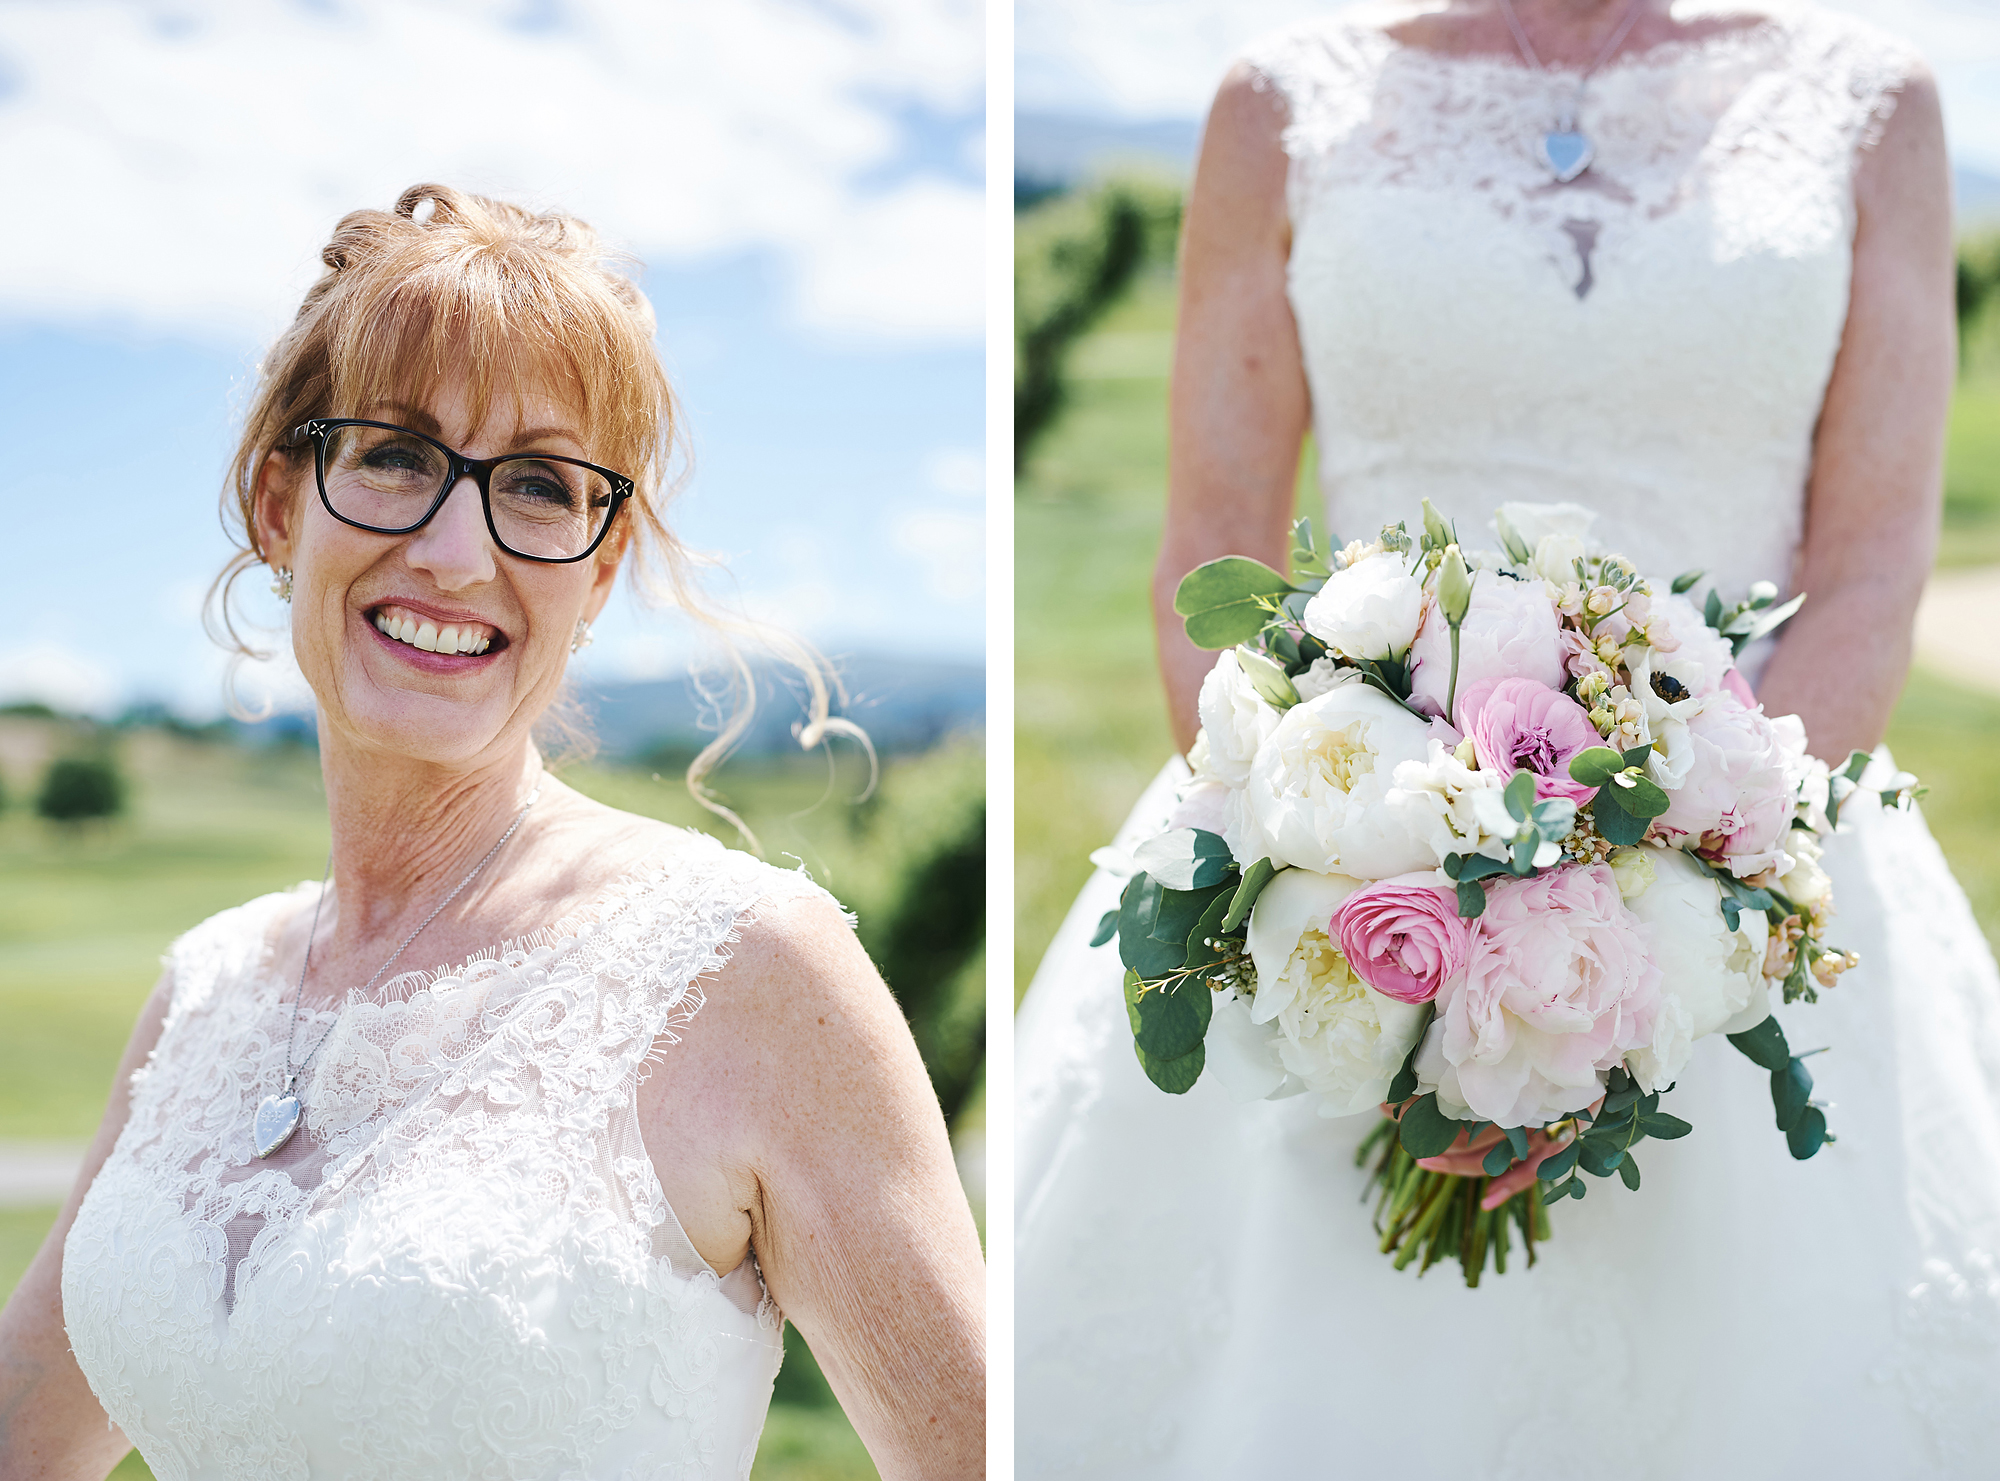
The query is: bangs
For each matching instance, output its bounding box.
[323,234,665,482]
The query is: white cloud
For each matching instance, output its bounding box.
[0,642,121,714]
[891,507,983,602]
[1016,0,2000,174]
[0,0,982,345]
[924,445,985,498]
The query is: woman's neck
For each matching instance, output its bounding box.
[313,722,547,953]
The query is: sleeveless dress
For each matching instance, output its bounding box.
[1015,7,2000,1477]
[61,832,836,1481]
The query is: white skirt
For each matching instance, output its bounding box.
[1016,761,2000,1479]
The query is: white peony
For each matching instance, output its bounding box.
[1531,532,1589,586]
[1292,656,1360,701]
[1621,847,1772,1089]
[1195,649,1280,787]
[1301,550,1426,662]
[1381,739,1513,867]
[1244,867,1427,1115]
[1205,989,1307,1103]
[1237,684,1441,878]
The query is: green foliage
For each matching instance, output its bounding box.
[36,752,127,824]
[1129,827,1234,889]
[1015,177,1183,466]
[1725,1016,1831,1159]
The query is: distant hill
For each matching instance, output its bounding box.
[224,654,985,762]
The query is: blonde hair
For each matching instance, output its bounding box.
[208,182,866,844]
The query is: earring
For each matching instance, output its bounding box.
[571,619,594,653]
[270,566,293,602]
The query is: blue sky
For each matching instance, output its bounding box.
[0,0,983,718]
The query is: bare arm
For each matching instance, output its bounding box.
[694,897,984,1479]
[0,972,173,1480]
[1756,67,1954,758]
[1157,62,1313,754]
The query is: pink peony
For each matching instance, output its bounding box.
[1655,690,1794,876]
[1408,572,1565,723]
[1720,668,1756,709]
[1332,874,1473,1005]
[1418,864,1661,1127]
[1456,677,1600,805]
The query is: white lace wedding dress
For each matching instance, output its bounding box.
[62,832,835,1480]
[1016,6,2000,1476]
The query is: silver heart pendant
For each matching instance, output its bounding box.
[1540,129,1594,184]
[253,1094,302,1158]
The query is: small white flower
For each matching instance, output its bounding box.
[1292,656,1359,702]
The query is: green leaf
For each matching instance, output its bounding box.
[1621,744,1655,770]
[1502,1126,1529,1161]
[1455,879,1488,919]
[1116,876,1183,979]
[1536,1142,1581,1182]
[1704,587,1724,629]
[1601,1085,1640,1115]
[1638,1113,1693,1140]
[1617,773,1671,818]
[1220,858,1277,932]
[1134,1038,1205,1094]
[1568,747,1624,787]
[1384,1009,1430,1104]
[1617,1155,1642,1190]
[1839,749,1873,784]
[1123,967,1212,1061]
[1184,604,1275,650]
[1577,1141,1625,1177]
[1786,1104,1829,1160]
[1130,829,1236,891]
[1235,646,1301,709]
[1482,1141,1515,1176]
[1504,769,1537,822]
[1771,1057,1814,1132]
[1089,909,1119,948]
[1670,569,1705,595]
[1728,1015,1792,1072]
[1590,788,1651,846]
[1397,1094,1463,1159]
[1742,591,1806,644]
[1445,852,1509,883]
[1149,881,1233,950]
[1182,891,1238,973]
[1510,834,1539,874]
[1173,556,1293,616]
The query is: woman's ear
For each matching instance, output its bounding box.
[252,448,304,568]
[583,524,628,623]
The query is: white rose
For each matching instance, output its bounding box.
[1238,684,1440,878]
[1301,550,1426,662]
[1382,739,1512,867]
[1292,656,1359,702]
[1531,532,1588,586]
[1621,848,1771,1089]
[1195,650,1280,787]
[1244,867,1426,1115]
[1494,501,1599,559]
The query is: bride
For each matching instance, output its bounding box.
[0,185,984,1479]
[1017,1,2000,1475]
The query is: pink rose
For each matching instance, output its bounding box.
[1720,668,1756,709]
[1408,572,1565,722]
[1456,677,1600,805]
[1418,864,1661,1127]
[1655,690,1794,875]
[1332,874,1473,1005]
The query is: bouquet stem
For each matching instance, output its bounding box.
[1355,1119,1551,1287]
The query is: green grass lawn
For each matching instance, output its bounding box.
[0,725,981,1481]
[1015,270,2000,997]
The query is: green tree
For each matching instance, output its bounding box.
[36,754,127,824]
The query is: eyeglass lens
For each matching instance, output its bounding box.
[321,423,615,560]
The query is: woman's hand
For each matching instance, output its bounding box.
[1381,1098,1601,1211]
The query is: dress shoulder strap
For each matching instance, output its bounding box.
[1237,10,1395,165]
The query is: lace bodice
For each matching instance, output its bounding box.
[1244,2,1914,613]
[62,832,840,1481]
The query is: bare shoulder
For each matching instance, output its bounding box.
[1854,53,1947,230]
[699,887,900,1056]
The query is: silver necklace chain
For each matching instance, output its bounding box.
[280,787,540,1098]
[1494,0,1648,130]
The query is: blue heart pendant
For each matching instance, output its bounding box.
[1540,129,1594,184]
[253,1093,302,1158]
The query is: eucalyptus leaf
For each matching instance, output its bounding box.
[1617,1155,1642,1191]
[1504,770,1537,822]
[1182,891,1238,972]
[1590,788,1651,847]
[1130,829,1236,891]
[1670,569,1705,595]
[1149,881,1233,950]
[1742,591,1806,644]
[1134,1038,1206,1095]
[1704,588,1724,629]
[1536,1142,1581,1182]
[1568,747,1624,787]
[1220,858,1277,932]
[1728,1015,1792,1072]
[1185,604,1276,650]
[1503,1126,1530,1161]
[1124,967,1212,1061]
[1638,1113,1693,1140]
[1116,876,1184,980]
[1785,1104,1829,1160]
[1173,556,1293,616]
[1771,1057,1814,1132]
[1455,879,1488,919]
[1482,1141,1515,1176]
[1397,1094,1463,1159]
[1621,744,1655,770]
[1619,774,1671,817]
[1089,909,1118,949]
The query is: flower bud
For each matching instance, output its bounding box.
[1421,497,1452,551]
[1438,544,1474,627]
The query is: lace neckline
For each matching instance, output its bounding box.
[250,825,721,1016]
[1368,11,1787,79]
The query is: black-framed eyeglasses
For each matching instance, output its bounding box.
[292,418,633,564]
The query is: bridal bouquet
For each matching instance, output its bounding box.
[1097,501,1922,1284]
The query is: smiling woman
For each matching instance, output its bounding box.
[0,184,985,1481]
